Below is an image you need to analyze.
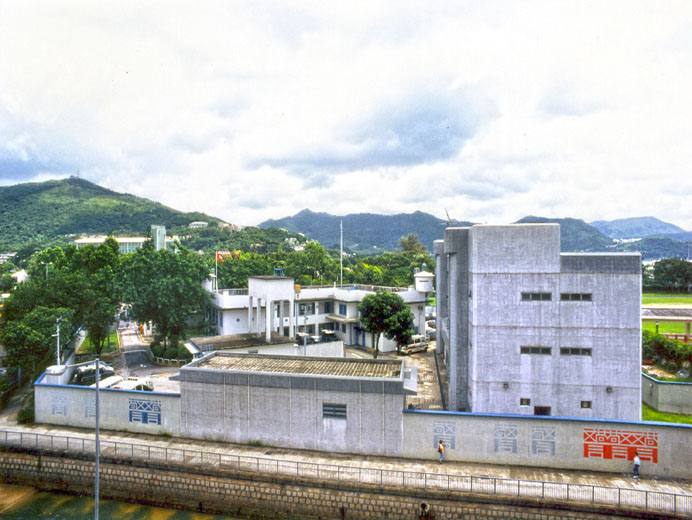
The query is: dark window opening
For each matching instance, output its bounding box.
[560,293,592,302]
[560,348,592,356]
[520,398,531,406]
[521,292,552,301]
[323,403,347,419]
[520,346,552,355]
[534,406,551,416]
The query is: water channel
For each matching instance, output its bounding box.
[0,484,239,519]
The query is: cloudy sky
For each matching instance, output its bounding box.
[1,1,692,228]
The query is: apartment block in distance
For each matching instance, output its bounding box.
[434,223,641,421]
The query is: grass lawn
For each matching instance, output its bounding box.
[79,330,119,354]
[642,321,689,334]
[642,403,692,424]
[643,293,692,305]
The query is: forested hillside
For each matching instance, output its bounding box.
[0,177,219,252]
[259,209,473,253]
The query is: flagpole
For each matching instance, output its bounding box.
[340,220,343,288]
[215,251,218,291]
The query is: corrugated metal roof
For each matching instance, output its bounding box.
[197,354,401,379]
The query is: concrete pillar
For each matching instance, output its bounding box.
[289,297,295,338]
[248,296,254,334]
[433,240,447,360]
[265,299,272,342]
[279,300,285,334]
[256,298,262,337]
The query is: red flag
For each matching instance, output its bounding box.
[216,251,231,262]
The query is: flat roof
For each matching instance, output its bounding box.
[189,332,293,350]
[191,353,403,379]
[642,307,692,321]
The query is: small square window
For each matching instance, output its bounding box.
[520,398,531,406]
[581,400,592,409]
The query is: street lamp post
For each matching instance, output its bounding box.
[55,317,62,365]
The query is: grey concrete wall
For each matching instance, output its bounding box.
[444,227,470,411]
[642,373,692,414]
[433,239,447,359]
[34,379,181,436]
[464,226,641,421]
[180,374,406,456]
[403,410,692,479]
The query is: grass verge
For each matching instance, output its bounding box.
[642,403,692,424]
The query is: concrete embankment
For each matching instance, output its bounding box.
[0,445,688,520]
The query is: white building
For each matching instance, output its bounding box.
[206,276,430,353]
[74,225,175,253]
[434,224,642,421]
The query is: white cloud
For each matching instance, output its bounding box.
[1,1,692,229]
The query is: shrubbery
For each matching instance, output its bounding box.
[643,330,692,373]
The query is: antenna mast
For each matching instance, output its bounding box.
[340,220,343,287]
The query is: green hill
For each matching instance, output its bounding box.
[590,216,686,239]
[259,209,473,253]
[513,216,614,251]
[0,177,220,252]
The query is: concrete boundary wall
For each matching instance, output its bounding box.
[0,450,664,520]
[34,377,180,436]
[403,410,692,480]
[642,373,692,415]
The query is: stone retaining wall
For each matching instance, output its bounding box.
[0,449,673,519]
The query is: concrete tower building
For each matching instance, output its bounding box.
[434,223,641,421]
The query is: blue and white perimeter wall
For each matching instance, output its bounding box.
[34,375,180,436]
[34,376,692,480]
[403,410,692,479]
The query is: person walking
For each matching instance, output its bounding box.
[633,451,641,480]
[437,440,445,464]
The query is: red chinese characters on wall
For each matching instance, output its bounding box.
[583,429,658,463]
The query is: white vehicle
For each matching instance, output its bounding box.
[399,334,428,355]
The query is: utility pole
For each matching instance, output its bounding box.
[55,317,62,365]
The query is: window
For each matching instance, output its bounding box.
[298,304,306,316]
[520,346,551,355]
[323,301,333,314]
[561,293,592,302]
[560,348,592,356]
[323,403,347,419]
[534,406,551,416]
[338,303,347,316]
[581,400,592,409]
[520,398,531,406]
[341,323,346,333]
[521,292,551,301]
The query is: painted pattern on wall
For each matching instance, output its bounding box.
[84,396,96,418]
[583,428,658,463]
[494,424,518,454]
[433,421,456,449]
[531,426,556,456]
[128,398,162,425]
[51,395,67,416]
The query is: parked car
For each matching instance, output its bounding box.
[399,334,428,355]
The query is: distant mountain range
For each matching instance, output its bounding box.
[590,216,686,239]
[1,178,690,260]
[262,211,692,259]
[0,177,220,252]
[259,209,474,253]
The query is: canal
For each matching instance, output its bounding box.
[0,484,240,519]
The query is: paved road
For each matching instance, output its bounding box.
[116,323,180,379]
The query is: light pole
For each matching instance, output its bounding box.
[55,317,62,365]
[43,261,52,280]
[95,354,100,520]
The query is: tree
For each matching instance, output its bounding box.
[653,258,692,292]
[122,242,210,347]
[399,233,428,255]
[359,291,415,358]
